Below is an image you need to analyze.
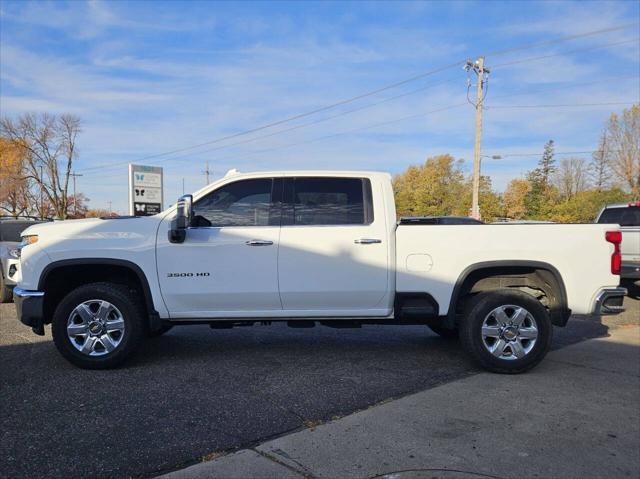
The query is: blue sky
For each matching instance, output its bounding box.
[1,0,639,213]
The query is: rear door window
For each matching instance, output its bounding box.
[283,177,373,226]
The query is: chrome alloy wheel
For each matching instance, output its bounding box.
[67,300,126,356]
[480,304,538,360]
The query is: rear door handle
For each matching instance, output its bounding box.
[354,238,382,244]
[245,240,274,246]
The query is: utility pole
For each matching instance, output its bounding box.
[464,56,490,220]
[108,201,112,217]
[70,172,83,217]
[203,161,212,185]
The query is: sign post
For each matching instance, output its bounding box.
[128,164,164,216]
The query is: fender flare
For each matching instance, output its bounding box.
[446,260,570,327]
[38,258,161,328]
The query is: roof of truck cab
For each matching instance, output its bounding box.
[223,170,392,178]
[186,170,392,200]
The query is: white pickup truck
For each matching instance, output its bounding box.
[14,170,626,372]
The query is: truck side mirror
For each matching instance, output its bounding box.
[168,194,193,244]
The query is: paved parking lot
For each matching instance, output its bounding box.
[0,285,638,479]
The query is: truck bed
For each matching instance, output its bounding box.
[395,223,621,316]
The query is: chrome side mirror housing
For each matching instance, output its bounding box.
[168,194,193,244]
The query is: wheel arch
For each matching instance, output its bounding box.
[447,260,570,328]
[38,258,160,329]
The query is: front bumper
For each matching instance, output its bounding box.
[621,262,640,280]
[593,287,627,315]
[13,287,45,335]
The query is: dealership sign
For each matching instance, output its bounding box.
[128,164,164,216]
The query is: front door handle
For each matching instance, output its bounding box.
[354,238,382,244]
[245,239,274,246]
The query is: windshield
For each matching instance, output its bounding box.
[597,207,640,227]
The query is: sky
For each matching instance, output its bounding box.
[1,0,639,214]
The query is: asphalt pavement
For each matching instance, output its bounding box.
[165,325,639,479]
[0,286,638,479]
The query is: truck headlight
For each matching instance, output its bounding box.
[21,235,39,247]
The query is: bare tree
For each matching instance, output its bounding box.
[0,113,81,219]
[554,157,590,200]
[606,104,640,197]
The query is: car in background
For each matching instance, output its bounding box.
[0,217,49,302]
[596,202,640,281]
[399,216,484,225]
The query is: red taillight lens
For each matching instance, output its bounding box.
[605,230,622,275]
[606,231,622,244]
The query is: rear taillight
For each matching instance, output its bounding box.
[605,230,622,275]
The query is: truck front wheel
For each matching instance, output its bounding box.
[459,289,553,374]
[51,282,145,369]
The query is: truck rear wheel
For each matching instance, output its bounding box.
[459,289,553,374]
[51,282,145,369]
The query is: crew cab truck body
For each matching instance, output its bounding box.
[14,170,626,372]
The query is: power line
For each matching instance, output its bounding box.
[199,101,636,169]
[485,149,623,158]
[78,22,638,173]
[492,37,639,69]
[488,74,639,101]
[114,75,639,170]
[485,22,639,57]
[85,76,460,174]
[78,64,461,173]
[486,101,635,109]
[87,72,640,177]
[90,99,637,181]
[90,102,470,180]
[79,148,624,185]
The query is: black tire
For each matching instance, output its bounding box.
[426,322,459,340]
[459,289,553,374]
[51,282,145,369]
[148,322,173,338]
[0,274,12,303]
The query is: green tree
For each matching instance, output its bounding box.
[503,178,531,220]
[393,154,467,217]
[453,175,502,221]
[525,140,559,218]
[549,188,632,223]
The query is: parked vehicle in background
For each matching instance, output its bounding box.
[0,217,49,303]
[399,216,483,225]
[596,202,640,281]
[14,170,626,372]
